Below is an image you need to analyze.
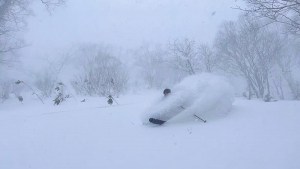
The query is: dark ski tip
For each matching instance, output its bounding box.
[149,118,166,125]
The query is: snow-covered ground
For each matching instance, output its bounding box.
[1,91,300,169]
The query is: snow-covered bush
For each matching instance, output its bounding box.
[71,45,128,96]
[53,82,70,105]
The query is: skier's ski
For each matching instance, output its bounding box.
[149,118,166,125]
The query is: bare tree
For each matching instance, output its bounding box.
[0,0,65,61]
[168,39,202,75]
[133,45,181,89]
[40,0,65,11]
[240,0,300,34]
[34,54,69,98]
[215,16,283,99]
[0,0,29,56]
[198,44,218,72]
[275,39,300,99]
[134,45,164,88]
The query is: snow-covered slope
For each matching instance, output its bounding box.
[0,92,300,169]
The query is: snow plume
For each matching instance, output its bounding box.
[142,73,234,125]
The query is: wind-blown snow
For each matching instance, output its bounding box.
[142,73,234,124]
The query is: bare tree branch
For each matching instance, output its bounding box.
[168,39,201,75]
[40,0,65,13]
[238,0,300,34]
[0,0,65,65]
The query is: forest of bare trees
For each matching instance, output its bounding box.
[1,0,300,103]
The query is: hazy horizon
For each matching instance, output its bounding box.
[19,0,240,73]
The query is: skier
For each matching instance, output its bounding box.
[143,73,234,126]
[149,88,206,125]
[148,88,172,125]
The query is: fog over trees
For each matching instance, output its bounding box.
[1,0,300,103]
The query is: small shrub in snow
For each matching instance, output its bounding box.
[106,95,118,105]
[53,82,69,105]
[17,95,23,102]
[107,95,113,105]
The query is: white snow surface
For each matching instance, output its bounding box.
[1,91,300,169]
[142,73,234,124]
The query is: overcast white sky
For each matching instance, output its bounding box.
[20,0,241,72]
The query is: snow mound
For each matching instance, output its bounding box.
[142,73,234,124]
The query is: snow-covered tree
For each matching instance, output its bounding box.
[198,44,218,73]
[168,39,202,75]
[215,16,283,99]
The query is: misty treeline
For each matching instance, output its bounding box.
[133,16,300,101]
[1,0,300,103]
